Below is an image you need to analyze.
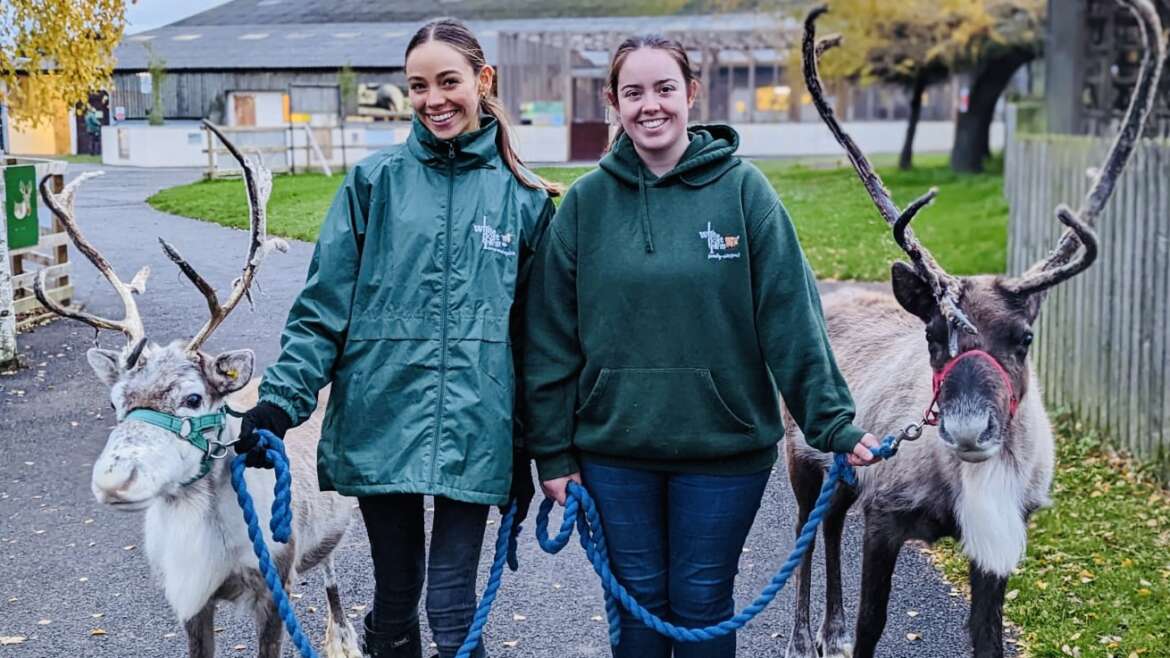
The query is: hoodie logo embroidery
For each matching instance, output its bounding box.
[699,223,742,260]
[474,216,516,256]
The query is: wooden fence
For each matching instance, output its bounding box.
[1005,134,1170,475]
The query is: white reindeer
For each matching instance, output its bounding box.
[34,121,365,658]
[785,3,1165,658]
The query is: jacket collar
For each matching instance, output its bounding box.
[407,113,500,171]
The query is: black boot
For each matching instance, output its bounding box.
[362,613,421,658]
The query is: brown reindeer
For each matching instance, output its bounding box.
[785,3,1166,658]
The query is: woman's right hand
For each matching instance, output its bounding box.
[237,402,293,468]
[541,472,583,506]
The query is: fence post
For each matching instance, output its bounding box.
[0,166,14,367]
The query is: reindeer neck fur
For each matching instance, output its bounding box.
[142,414,282,621]
[819,287,1055,577]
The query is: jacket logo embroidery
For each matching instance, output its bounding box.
[699,222,742,260]
[474,216,516,256]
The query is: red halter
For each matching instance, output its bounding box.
[923,349,1019,426]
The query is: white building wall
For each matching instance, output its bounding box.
[101,120,1006,167]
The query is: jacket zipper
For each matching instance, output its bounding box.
[430,141,457,485]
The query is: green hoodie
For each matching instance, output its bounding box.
[521,125,865,480]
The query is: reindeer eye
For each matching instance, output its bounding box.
[1020,331,1034,347]
[183,394,203,409]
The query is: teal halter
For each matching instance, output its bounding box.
[125,406,242,485]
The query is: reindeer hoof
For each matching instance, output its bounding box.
[785,635,820,658]
[816,636,854,658]
[324,616,363,658]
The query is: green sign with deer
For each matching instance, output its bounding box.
[4,165,39,250]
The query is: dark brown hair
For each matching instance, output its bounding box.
[605,35,698,151]
[406,18,561,196]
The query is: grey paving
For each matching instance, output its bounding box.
[1,164,980,657]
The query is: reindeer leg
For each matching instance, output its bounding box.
[184,601,216,658]
[322,556,363,658]
[255,597,285,658]
[969,565,1008,658]
[785,454,822,658]
[852,512,903,658]
[817,485,858,658]
[256,545,295,658]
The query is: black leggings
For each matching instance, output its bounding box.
[358,494,489,658]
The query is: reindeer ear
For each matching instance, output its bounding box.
[202,349,254,395]
[86,348,123,386]
[1022,290,1045,325]
[891,262,936,323]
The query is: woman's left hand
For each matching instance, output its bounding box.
[847,433,882,467]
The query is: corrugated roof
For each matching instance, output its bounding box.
[170,0,782,26]
[114,14,787,71]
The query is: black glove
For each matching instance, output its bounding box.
[500,447,535,526]
[237,402,293,469]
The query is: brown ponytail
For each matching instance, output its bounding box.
[406,18,563,196]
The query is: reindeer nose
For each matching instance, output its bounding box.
[940,408,996,452]
[93,466,139,503]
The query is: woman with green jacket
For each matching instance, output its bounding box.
[235,18,556,658]
[521,36,880,658]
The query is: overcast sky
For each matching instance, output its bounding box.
[124,0,233,34]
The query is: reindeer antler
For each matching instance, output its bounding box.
[802,5,976,342]
[165,120,288,353]
[1005,0,1166,297]
[34,171,150,345]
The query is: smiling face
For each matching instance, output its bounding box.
[405,40,493,140]
[609,46,698,167]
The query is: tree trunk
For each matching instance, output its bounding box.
[950,50,1034,173]
[899,75,929,171]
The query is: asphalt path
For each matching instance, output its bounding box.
[0,164,983,657]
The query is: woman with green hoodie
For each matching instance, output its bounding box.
[521,36,881,658]
[233,19,556,658]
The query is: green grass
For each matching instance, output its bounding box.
[930,412,1170,658]
[149,173,346,243]
[7,153,102,165]
[57,154,102,164]
[147,153,1008,281]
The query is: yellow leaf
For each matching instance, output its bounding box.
[90,628,107,636]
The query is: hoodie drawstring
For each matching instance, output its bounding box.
[637,167,656,254]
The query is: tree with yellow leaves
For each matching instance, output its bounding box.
[811,0,966,170]
[0,0,132,129]
[803,0,1044,172]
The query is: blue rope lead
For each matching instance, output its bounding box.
[231,429,318,658]
[453,501,521,658]
[535,435,899,645]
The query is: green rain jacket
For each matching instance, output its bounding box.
[259,115,554,504]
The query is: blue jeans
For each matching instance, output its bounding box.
[580,460,771,658]
[358,494,489,658]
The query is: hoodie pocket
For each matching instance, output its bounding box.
[574,368,757,459]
